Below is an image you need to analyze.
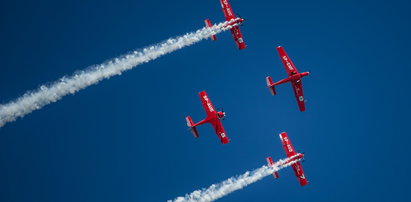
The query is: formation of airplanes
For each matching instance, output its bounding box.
[184,0,311,188]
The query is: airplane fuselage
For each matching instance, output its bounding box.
[282,153,304,165]
[289,72,309,82]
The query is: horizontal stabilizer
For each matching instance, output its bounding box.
[266,157,279,179]
[204,19,217,41]
[266,76,276,95]
[186,116,199,138]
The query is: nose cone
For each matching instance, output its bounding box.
[300,72,310,77]
[217,111,225,119]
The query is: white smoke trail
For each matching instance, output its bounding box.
[0,18,241,127]
[169,156,301,202]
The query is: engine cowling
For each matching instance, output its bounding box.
[217,111,225,119]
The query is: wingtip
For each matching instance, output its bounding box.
[198,90,207,97]
[222,139,230,144]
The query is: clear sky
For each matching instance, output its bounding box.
[1,0,410,201]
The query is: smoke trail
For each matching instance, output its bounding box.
[169,156,301,202]
[0,19,241,127]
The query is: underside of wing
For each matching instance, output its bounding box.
[280,132,297,157]
[292,81,306,112]
[199,91,217,118]
[230,26,246,50]
[292,162,308,186]
[211,119,229,144]
[276,46,299,76]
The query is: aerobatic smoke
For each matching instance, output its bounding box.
[0,18,241,127]
[169,156,301,202]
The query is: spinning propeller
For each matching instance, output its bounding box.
[217,107,226,120]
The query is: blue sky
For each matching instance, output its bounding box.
[1,0,410,201]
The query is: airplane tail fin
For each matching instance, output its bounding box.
[266,76,277,95]
[266,157,279,178]
[204,19,217,41]
[186,116,199,138]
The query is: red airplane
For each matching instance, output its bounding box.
[266,132,308,186]
[186,91,229,144]
[204,0,246,50]
[266,46,310,111]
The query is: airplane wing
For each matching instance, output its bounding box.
[220,0,235,21]
[279,132,297,157]
[291,80,306,112]
[230,26,246,50]
[199,91,216,118]
[291,162,308,186]
[276,46,299,76]
[211,118,229,144]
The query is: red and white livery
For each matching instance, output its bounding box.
[204,0,246,50]
[266,46,310,111]
[186,91,229,144]
[266,132,308,186]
